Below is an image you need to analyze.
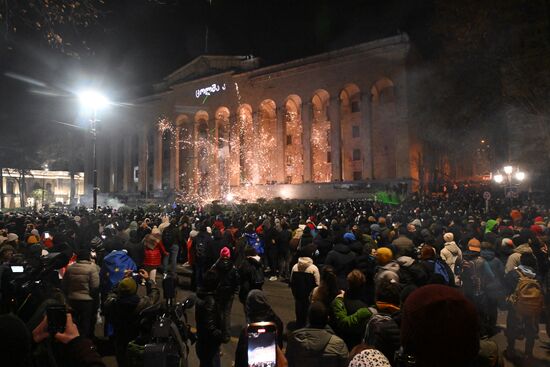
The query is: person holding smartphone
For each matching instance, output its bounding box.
[195,270,223,367]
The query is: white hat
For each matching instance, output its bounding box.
[7,233,19,242]
[74,216,81,223]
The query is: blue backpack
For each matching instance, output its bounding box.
[244,232,264,255]
[100,250,137,293]
[431,259,451,285]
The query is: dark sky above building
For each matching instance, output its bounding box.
[0,0,436,159]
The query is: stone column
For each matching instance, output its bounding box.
[276,107,286,184]
[153,128,162,191]
[328,97,342,181]
[229,116,240,187]
[361,92,374,179]
[123,136,131,192]
[173,127,180,192]
[169,130,177,190]
[138,130,148,192]
[394,83,410,179]
[109,137,118,193]
[302,102,312,183]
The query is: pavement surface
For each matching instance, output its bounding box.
[101,278,550,367]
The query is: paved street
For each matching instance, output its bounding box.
[102,279,550,367]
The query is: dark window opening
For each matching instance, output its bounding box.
[286,135,292,145]
[327,151,332,163]
[351,100,360,113]
[353,171,362,181]
[352,125,360,138]
[353,149,361,161]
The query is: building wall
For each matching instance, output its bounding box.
[96,35,416,201]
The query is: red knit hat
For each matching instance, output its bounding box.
[401,285,480,367]
[220,247,231,259]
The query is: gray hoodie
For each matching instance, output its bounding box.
[286,326,348,367]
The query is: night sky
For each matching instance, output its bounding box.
[0,0,435,163]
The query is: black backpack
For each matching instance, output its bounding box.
[251,264,264,289]
[363,313,401,364]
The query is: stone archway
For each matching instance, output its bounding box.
[340,83,363,181]
[284,95,304,184]
[311,90,332,183]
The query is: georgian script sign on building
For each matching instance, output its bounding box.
[195,83,227,99]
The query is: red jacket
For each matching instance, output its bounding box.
[143,239,167,267]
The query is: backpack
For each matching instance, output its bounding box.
[251,263,265,289]
[363,313,400,363]
[508,270,544,317]
[100,251,137,293]
[431,259,450,285]
[194,237,207,262]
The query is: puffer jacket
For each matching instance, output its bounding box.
[440,241,463,280]
[291,257,321,284]
[211,257,240,302]
[505,243,533,273]
[62,260,100,301]
[142,234,167,267]
[286,326,349,367]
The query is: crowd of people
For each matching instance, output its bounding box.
[0,184,548,367]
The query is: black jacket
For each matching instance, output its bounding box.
[324,243,356,289]
[313,234,333,265]
[212,258,240,302]
[238,256,264,303]
[195,289,223,343]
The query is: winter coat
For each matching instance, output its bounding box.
[124,231,144,267]
[195,289,223,343]
[211,258,240,302]
[505,243,533,274]
[313,234,333,265]
[397,256,428,288]
[480,249,505,286]
[286,326,349,367]
[374,261,400,290]
[331,296,374,349]
[62,260,100,301]
[440,240,463,281]
[290,257,320,301]
[238,255,264,303]
[142,235,167,267]
[369,302,402,365]
[324,243,356,289]
[392,235,415,257]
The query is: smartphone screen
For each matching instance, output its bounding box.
[10,266,24,273]
[44,232,50,239]
[46,305,67,335]
[247,322,277,367]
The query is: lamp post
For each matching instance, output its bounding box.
[493,164,525,204]
[78,90,109,211]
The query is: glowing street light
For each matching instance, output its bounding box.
[515,171,525,181]
[493,164,526,204]
[78,89,109,211]
[503,165,513,175]
[493,174,503,184]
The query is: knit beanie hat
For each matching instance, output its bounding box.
[401,285,480,367]
[0,314,32,367]
[443,232,454,243]
[348,349,391,367]
[27,235,39,244]
[118,277,138,296]
[376,247,393,266]
[220,247,231,259]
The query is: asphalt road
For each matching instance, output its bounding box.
[101,279,550,367]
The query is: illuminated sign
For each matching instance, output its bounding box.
[195,83,226,99]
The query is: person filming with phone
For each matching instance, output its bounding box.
[103,268,160,367]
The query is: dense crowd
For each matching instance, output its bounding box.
[0,185,548,367]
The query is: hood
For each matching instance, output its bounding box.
[397,256,415,267]
[297,257,314,271]
[289,327,334,353]
[381,261,400,273]
[333,243,350,254]
[480,249,495,261]
[216,258,233,272]
[128,221,138,231]
[246,289,273,319]
[514,243,533,254]
[485,219,497,234]
[444,241,461,255]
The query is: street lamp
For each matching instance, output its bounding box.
[493,164,525,204]
[78,89,109,211]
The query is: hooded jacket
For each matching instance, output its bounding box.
[238,255,264,303]
[212,257,240,301]
[505,243,533,274]
[62,260,100,301]
[286,326,348,367]
[374,261,400,289]
[324,243,356,289]
[440,240,463,279]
